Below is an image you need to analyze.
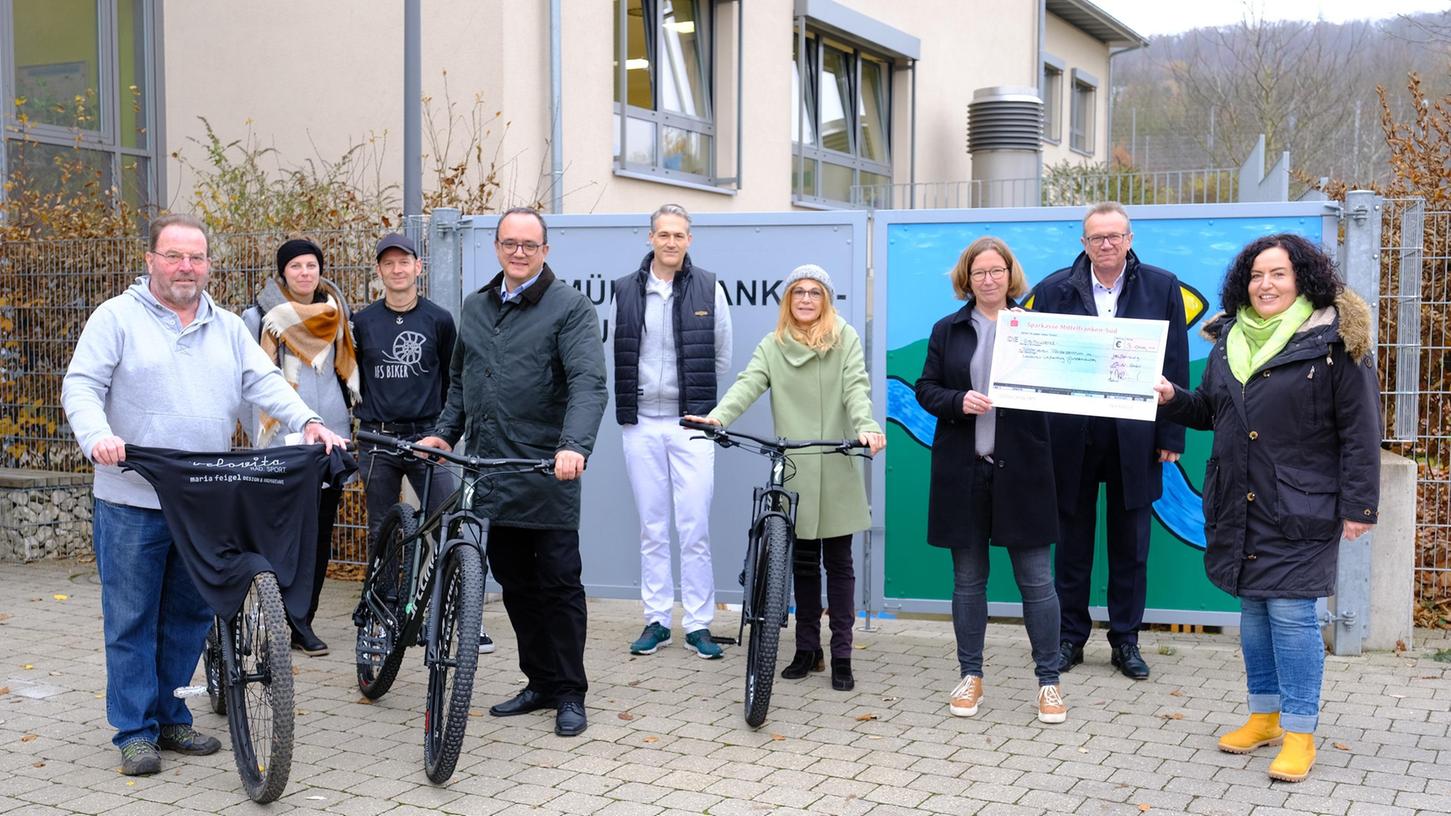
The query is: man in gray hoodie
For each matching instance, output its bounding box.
[62,214,346,776]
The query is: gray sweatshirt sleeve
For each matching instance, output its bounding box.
[236,323,320,433]
[714,281,733,381]
[61,305,123,460]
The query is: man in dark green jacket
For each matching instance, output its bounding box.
[419,207,607,737]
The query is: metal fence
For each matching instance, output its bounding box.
[1379,199,1451,613]
[851,168,1241,210]
[0,221,428,565]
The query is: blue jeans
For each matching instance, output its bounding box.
[93,499,213,748]
[1239,597,1323,733]
[952,544,1061,686]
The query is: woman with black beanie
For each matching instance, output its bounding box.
[242,238,360,655]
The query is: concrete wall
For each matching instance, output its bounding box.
[1042,11,1112,168]
[161,1,1110,215]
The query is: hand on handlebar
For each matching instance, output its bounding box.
[412,435,453,460]
[857,431,886,456]
[91,435,127,466]
[682,414,721,427]
[554,449,585,481]
[302,421,346,453]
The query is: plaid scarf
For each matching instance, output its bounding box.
[255,276,360,445]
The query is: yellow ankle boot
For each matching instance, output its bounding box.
[1217,712,1284,753]
[1267,732,1316,782]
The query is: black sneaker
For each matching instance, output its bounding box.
[157,724,221,756]
[479,631,496,654]
[119,740,161,775]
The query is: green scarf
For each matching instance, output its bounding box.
[1225,295,1315,383]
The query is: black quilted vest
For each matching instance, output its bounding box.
[613,252,719,424]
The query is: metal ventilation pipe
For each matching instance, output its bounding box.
[966,86,1043,208]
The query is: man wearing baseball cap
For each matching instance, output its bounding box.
[353,234,494,653]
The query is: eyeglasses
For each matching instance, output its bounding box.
[969,266,1008,282]
[151,251,210,267]
[790,288,825,301]
[1083,232,1129,247]
[497,239,544,255]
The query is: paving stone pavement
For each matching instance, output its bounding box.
[2,559,1449,816]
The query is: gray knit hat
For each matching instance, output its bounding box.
[783,264,834,299]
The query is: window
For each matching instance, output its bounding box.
[1041,56,1063,144]
[1069,68,1097,155]
[2,0,160,216]
[793,31,893,207]
[614,0,719,185]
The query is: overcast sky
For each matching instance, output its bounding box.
[1093,0,1449,36]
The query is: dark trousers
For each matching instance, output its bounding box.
[297,483,342,628]
[487,525,588,703]
[360,435,459,555]
[1055,418,1151,649]
[793,534,855,659]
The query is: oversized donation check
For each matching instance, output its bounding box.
[987,311,1169,422]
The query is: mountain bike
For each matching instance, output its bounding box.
[125,445,346,805]
[350,429,552,783]
[679,419,868,728]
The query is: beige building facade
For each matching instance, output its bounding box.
[2,0,1144,217]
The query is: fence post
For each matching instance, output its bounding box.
[428,207,463,323]
[1329,189,1382,656]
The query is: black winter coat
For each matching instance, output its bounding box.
[1159,291,1380,598]
[1030,249,1190,510]
[434,265,608,530]
[914,301,1059,549]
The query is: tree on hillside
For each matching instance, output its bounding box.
[1111,11,1451,186]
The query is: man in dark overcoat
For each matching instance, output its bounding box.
[1030,202,1189,679]
[419,208,608,735]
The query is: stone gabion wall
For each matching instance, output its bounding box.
[0,474,93,562]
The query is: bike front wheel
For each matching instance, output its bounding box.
[423,543,484,783]
[204,618,226,715]
[224,571,294,804]
[356,503,416,700]
[744,517,791,728]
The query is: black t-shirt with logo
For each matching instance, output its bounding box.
[353,297,456,424]
[122,445,356,621]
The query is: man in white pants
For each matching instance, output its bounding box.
[612,204,733,658]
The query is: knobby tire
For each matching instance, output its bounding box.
[744,517,791,728]
[204,619,226,715]
[423,544,484,783]
[356,503,416,700]
[225,571,293,804]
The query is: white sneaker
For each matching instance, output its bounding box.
[949,675,983,717]
[478,631,495,654]
[1037,683,1067,724]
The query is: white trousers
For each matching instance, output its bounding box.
[622,414,716,631]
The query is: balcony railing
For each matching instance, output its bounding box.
[851,167,1242,210]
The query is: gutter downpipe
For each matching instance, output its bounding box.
[404,0,422,221]
[550,0,564,212]
[1107,42,1145,166]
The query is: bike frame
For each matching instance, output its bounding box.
[354,431,548,671]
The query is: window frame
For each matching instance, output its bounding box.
[614,0,738,192]
[792,27,894,209]
[1069,67,1097,156]
[1041,53,1064,145]
[0,0,161,216]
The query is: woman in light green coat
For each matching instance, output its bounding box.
[688,264,884,691]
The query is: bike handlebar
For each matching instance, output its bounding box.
[353,429,555,474]
[679,418,869,454]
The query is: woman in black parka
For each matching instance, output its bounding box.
[915,236,1064,725]
[1155,233,1379,784]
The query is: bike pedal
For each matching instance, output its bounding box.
[355,633,392,662]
